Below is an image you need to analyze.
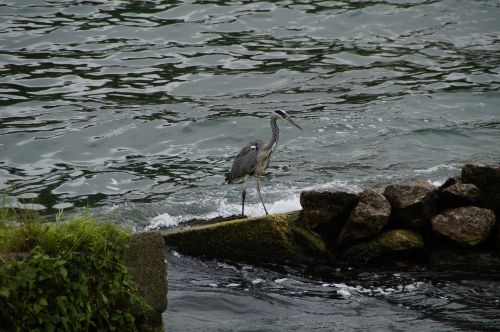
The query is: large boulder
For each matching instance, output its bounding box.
[341,229,424,264]
[431,207,496,247]
[299,190,359,229]
[439,183,482,208]
[383,183,438,228]
[337,188,391,247]
[125,231,168,329]
[462,164,500,212]
[161,211,332,266]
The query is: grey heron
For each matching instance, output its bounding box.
[225,110,303,216]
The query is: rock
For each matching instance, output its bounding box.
[337,188,391,247]
[440,183,481,208]
[341,229,424,264]
[430,248,500,270]
[162,211,332,266]
[299,190,359,229]
[431,207,496,247]
[384,183,438,228]
[125,231,168,329]
[438,177,461,191]
[462,164,500,212]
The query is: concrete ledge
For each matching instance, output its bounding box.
[125,231,168,329]
[162,211,332,266]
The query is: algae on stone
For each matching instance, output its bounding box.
[162,211,332,266]
[341,229,424,264]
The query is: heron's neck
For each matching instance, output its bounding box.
[266,117,279,151]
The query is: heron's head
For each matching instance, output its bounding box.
[272,109,304,131]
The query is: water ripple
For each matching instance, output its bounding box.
[0,0,499,217]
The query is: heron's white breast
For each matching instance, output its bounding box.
[254,142,276,175]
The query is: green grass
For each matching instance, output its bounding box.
[0,207,152,332]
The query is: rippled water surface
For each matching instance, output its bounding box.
[1,0,500,330]
[166,251,500,331]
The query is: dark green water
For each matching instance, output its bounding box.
[1,1,500,330]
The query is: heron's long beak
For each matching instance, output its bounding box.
[287,117,304,131]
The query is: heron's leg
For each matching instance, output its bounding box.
[256,175,269,215]
[241,175,248,217]
[241,188,246,217]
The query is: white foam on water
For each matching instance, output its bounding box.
[324,281,425,298]
[414,163,460,174]
[252,278,265,285]
[146,178,360,230]
[302,179,361,193]
[238,194,302,216]
[337,288,351,298]
[147,213,192,230]
[217,262,239,271]
[146,194,302,230]
[431,180,444,187]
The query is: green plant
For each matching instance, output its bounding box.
[0,216,151,331]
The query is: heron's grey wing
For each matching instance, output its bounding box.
[226,140,264,183]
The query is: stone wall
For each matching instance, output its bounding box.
[301,163,500,268]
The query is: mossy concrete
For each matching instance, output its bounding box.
[161,211,332,266]
[341,229,424,264]
[125,231,168,330]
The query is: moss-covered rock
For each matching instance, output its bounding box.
[337,188,391,247]
[341,229,424,264]
[162,211,332,266]
[431,207,496,247]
